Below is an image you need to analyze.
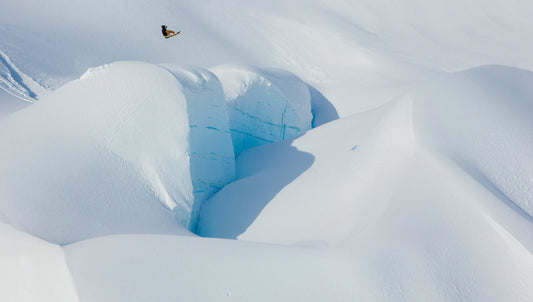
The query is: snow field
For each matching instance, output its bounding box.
[63,234,356,302]
[61,65,533,301]
[197,65,533,301]
[0,0,532,301]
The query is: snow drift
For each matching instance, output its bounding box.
[64,234,354,302]
[0,222,78,301]
[200,65,533,244]
[0,61,225,243]
[0,61,313,243]
[196,65,533,301]
[1,0,533,301]
[59,64,533,302]
[411,65,533,218]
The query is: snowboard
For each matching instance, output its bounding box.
[165,31,181,39]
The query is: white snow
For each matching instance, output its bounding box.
[0,222,79,302]
[0,61,196,243]
[200,65,533,245]
[63,234,357,301]
[0,0,533,301]
[197,65,533,301]
[0,61,312,242]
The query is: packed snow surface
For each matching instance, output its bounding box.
[1,0,533,301]
[0,222,79,302]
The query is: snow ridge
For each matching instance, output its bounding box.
[0,49,49,101]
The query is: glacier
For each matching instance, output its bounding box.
[1,0,533,300]
[0,61,313,243]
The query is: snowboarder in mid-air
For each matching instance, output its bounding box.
[161,25,180,39]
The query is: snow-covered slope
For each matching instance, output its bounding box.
[200,65,533,244]
[0,61,194,244]
[0,60,313,243]
[64,234,357,302]
[196,65,533,301]
[3,0,533,114]
[0,222,79,302]
[1,0,533,301]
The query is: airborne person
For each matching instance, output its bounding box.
[161,25,180,39]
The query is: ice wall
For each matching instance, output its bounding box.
[163,65,235,230]
[0,61,312,243]
[212,65,313,157]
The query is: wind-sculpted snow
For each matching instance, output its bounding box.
[0,49,49,101]
[410,65,533,218]
[0,61,236,243]
[0,61,313,243]
[1,0,533,300]
[212,65,313,156]
[199,98,416,243]
[0,222,79,301]
[197,65,533,301]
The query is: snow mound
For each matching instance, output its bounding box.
[199,65,533,244]
[198,98,415,242]
[212,64,313,156]
[196,65,533,300]
[63,234,353,302]
[0,222,78,301]
[0,61,234,243]
[410,65,533,218]
[0,60,315,243]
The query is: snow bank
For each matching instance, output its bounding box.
[63,234,355,302]
[198,98,415,242]
[197,65,533,300]
[0,60,316,243]
[410,65,533,218]
[200,65,533,244]
[0,222,78,301]
[211,64,313,156]
[0,61,201,243]
[198,65,533,244]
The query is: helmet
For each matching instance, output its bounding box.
[162,25,166,28]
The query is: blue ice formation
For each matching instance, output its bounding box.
[0,61,313,243]
[212,65,313,157]
[164,65,236,230]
